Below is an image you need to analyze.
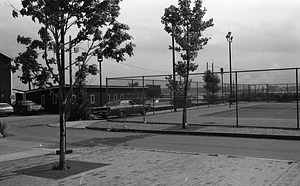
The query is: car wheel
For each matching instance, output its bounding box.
[19,110,23,115]
[118,111,125,118]
[141,108,146,115]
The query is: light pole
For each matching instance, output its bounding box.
[220,68,224,103]
[172,24,177,112]
[226,31,233,107]
[98,55,103,106]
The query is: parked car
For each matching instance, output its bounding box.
[11,100,44,115]
[0,103,14,116]
[92,100,150,118]
[145,98,171,108]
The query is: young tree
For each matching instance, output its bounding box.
[66,64,92,121]
[11,0,135,170]
[162,0,213,128]
[165,61,198,107]
[203,70,221,103]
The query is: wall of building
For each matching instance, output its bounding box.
[0,53,12,104]
[23,85,151,113]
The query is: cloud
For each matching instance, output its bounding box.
[2,0,300,89]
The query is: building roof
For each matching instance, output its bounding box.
[15,84,149,93]
[0,51,12,61]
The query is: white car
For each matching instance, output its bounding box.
[0,103,14,116]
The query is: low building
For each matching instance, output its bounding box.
[16,85,152,113]
[0,52,12,104]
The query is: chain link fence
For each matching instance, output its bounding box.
[106,67,300,129]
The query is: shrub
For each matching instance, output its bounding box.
[0,121,8,137]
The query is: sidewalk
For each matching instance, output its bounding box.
[0,140,300,185]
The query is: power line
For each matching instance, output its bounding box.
[114,60,170,74]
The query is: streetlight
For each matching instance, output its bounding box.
[97,54,103,106]
[226,31,233,107]
[220,68,224,103]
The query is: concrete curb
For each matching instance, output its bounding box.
[85,126,300,141]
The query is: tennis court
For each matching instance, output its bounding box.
[119,102,299,129]
[193,102,299,128]
[204,102,298,119]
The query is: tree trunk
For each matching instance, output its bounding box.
[182,77,188,129]
[182,51,190,129]
[182,101,186,129]
[57,14,67,170]
[58,88,67,170]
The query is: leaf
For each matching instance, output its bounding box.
[17,35,32,45]
[12,10,18,18]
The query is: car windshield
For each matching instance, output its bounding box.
[105,101,120,106]
[0,103,10,108]
[21,101,36,105]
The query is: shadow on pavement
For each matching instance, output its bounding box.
[67,134,152,147]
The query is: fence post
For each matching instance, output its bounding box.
[152,80,155,115]
[267,84,269,103]
[106,78,109,120]
[243,84,245,99]
[296,68,299,129]
[235,71,239,127]
[143,76,146,123]
[197,82,199,108]
[224,83,227,105]
[131,79,134,117]
[287,84,289,103]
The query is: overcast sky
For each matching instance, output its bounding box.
[1,0,300,89]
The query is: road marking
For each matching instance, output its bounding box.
[278,107,295,114]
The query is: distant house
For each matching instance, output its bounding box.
[18,85,153,113]
[0,52,12,104]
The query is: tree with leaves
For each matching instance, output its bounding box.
[166,61,198,107]
[203,70,221,103]
[128,81,139,87]
[11,0,135,170]
[66,64,92,121]
[162,0,213,128]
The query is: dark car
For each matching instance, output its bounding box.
[0,103,14,116]
[12,100,44,115]
[92,100,150,118]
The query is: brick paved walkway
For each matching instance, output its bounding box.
[0,144,300,186]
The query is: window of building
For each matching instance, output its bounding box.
[52,94,57,104]
[114,94,118,100]
[107,94,110,101]
[90,94,95,104]
[120,94,124,99]
[41,95,45,104]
